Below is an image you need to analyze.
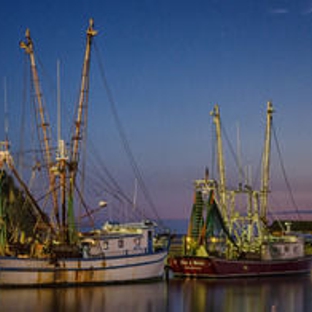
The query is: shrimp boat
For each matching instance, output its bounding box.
[0,20,169,286]
[168,103,312,278]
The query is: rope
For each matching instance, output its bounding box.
[272,123,301,220]
[221,122,247,186]
[93,42,165,228]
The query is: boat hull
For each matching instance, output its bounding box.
[0,251,167,286]
[168,255,312,278]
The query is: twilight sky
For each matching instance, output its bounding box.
[1,0,312,222]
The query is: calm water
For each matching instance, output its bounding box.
[1,275,312,312]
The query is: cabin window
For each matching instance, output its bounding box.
[118,239,124,248]
[284,246,289,253]
[103,241,109,250]
[134,237,141,246]
[271,246,279,256]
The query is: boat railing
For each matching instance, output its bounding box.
[85,247,156,259]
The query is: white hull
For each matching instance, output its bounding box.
[0,250,167,286]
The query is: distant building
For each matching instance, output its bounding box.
[270,220,312,234]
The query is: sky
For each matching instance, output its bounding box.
[1,0,312,223]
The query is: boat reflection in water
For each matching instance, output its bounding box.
[0,281,169,312]
[1,275,312,312]
[167,275,312,312]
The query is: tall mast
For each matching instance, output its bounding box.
[67,19,97,243]
[4,78,8,143]
[210,104,227,222]
[260,101,274,223]
[70,19,97,171]
[55,59,69,241]
[236,122,243,186]
[0,78,9,255]
[20,30,60,229]
[57,60,61,145]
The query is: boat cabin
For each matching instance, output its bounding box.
[80,221,157,258]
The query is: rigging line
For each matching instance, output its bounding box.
[74,180,97,229]
[29,71,48,168]
[36,55,72,156]
[252,153,262,190]
[76,162,144,216]
[272,123,301,221]
[34,182,61,205]
[81,153,121,196]
[87,173,129,204]
[267,194,292,228]
[80,205,107,219]
[85,167,116,196]
[86,140,147,215]
[77,171,122,206]
[93,43,164,226]
[18,55,29,174]
[75,167,108,201]
[31,58,55,145]
[221,120,263,189]
[87,140,126,195]
[15,147,57,155]
[220,122,247,186]
[37,56,59,110]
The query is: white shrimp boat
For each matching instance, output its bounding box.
[0,19,169,286]
[0,221,168,286]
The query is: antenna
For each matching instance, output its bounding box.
[3,77,9,142]
[56,59,66,160]
[57,59,61,144]
[133,178,138,210]
[236,122,243,186]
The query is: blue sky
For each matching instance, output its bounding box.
[1,0,312,222]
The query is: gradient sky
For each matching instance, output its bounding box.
[1,0,312,222]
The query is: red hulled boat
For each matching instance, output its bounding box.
[169,255,311,278]
[168,103,312,278]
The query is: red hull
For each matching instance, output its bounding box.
[168,256,312,278]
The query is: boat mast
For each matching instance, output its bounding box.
[20,30,60,230]
[210,104,228,223]
[260,101,274,224]
[55,59,69,242]
[0,79,9,255]
[68,19,97,242]
[4,78,8,143]
[70,19,97,168]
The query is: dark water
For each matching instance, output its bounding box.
[1,274,312,312]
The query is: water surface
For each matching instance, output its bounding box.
[1,275,311,312]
